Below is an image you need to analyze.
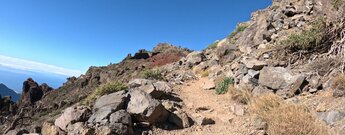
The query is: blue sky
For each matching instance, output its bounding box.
[0,0,271,76]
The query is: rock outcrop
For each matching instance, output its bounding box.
[2,0,345,134]
[19,78,44,107]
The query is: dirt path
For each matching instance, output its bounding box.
[153,77,256,135]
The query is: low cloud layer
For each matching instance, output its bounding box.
[0,55,83,77]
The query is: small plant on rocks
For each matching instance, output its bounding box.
[228,23,249,43]
[215,77,234,95]
[280,18,326,52]
[207,40,219,50]
[82,82,127,105]
[141,69,164,80]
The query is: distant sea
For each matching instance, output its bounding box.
[0,65,69,93]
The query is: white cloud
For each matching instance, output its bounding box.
[0,55,83,77]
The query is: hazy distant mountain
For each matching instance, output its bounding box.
[0,83,20,101]
[0,65,68,93]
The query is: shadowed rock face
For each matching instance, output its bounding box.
[40,83,53,95]
[19,78,44,107]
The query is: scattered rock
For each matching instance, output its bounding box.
[333,90,345,98]
[162,100,181,112]
[202,80,216,90]
[253,118,268,130]
[241,58,267,70]
[248,70,260,78]
[282,5,298,17]
[55,106,91,131]
[128,79,172,99]
[166,70,197,85]
[252,86,273,96]
[230,104,245,116]
[194,116,215,125]
[288,76,306,97]
[109,110,132,127]
[66,122,94,135]
[259,67,300,90]
[108,110,134,135]
[309,88,318,93]
[42,122,59,135]
[88,91,128,124]
[5,129,29,135]
[127,90,169,124]
[168,110,194,128]
[185,52,205,66]
[95,126,112,135]
[318,110,345,125]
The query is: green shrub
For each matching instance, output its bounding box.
[280,18,326,52]
[215,77,234,95]
[141,69,164,80]
[228,23,248,41]
[82,82,127,105]
[207,40,219,49]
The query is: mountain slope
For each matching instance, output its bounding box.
[0,83,20,102]
[1,0,345,134]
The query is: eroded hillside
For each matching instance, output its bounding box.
[1,0,345,134]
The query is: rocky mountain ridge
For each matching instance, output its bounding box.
[0,83,20,102]
[1,0,345,134]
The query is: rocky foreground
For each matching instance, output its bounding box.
[1,0,345,134]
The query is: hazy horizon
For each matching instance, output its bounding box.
[0,0,271,94]
[0,65,68,93]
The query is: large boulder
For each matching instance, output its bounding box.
[66,122,94,135]
[185,51,205,66]
[127,90,169,124]
[95,110,135,135]
[55,106,91,131]
[42,122,59,135]
[258,67,300,90]
[168,110,193,128]
[241,58,267,70]
[107,110,134,135]
[88,91,129,125]
[128,79,172,99]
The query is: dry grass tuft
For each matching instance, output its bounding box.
[250,94,329,135]
[200,70,209,77]
[228,86,253,105]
